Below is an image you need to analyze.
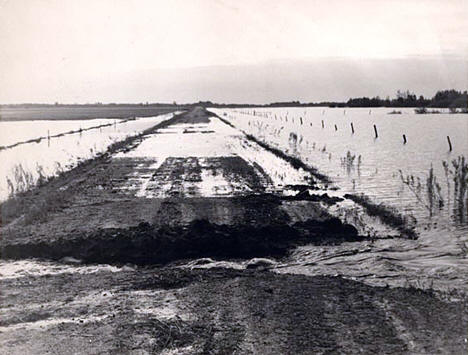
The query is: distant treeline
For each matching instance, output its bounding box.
[1,90,466,109]
[345,90,467,109]
[197,90,467,109]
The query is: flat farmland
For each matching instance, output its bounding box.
[0,104,182,121]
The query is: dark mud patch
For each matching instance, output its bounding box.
[0,311,53,327]
[231,193,291,226]
[145,156,271,197]
[283,189,344,205]
[126,267,214,291]
[204,156,271,193]
[1,216,361,265]
[284,184,320,192]
[150,157,203,196]
[251,161,274,185]
[183,129,215,134]
[173,106,213,124]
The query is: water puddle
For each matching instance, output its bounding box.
[0,259,121,280]
[0,315,108,333]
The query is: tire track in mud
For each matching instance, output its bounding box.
[1,264,466,354]
[178,270,468,354]
[113,108,315,199]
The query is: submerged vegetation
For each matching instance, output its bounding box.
[399,166,444,217]
[400,155,468,222]
[414,108,442,114]
[444,156,468,222]
[217,107,467,242]
[340,151,362,174]
[6,162,64,198]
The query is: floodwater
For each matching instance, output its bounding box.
[0,113,178,201]
[210,107,468,292]
[210,107,468,231]
[0,118,124,147]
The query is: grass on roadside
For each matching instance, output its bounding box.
[344,193,417,239]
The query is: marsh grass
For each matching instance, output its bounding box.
[5,160,67,199]
[6,164,35,196]
[341,151,362,175]
[2,169,72,226]
[400,155,467,222]
[23,188,71,224]
[443,156,468,222]
[399,165,444,217]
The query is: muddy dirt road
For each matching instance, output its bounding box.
[1,107,467,354]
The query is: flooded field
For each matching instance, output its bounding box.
[214,108,465,209]
[210,108,468,229]
[0,113,179,201]
[209,107,468,292]
[0,105,179,121]
[0,118,126,148]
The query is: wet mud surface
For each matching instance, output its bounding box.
[1,107,467,353]
[0,264,466,354]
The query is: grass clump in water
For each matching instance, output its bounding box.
[443,155,468,223]
[399,165,444,217]
[400,155,467,223]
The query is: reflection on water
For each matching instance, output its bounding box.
[211,107,468,292]
[0,113,177,201]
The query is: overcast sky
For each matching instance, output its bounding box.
[1,0,467,103]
